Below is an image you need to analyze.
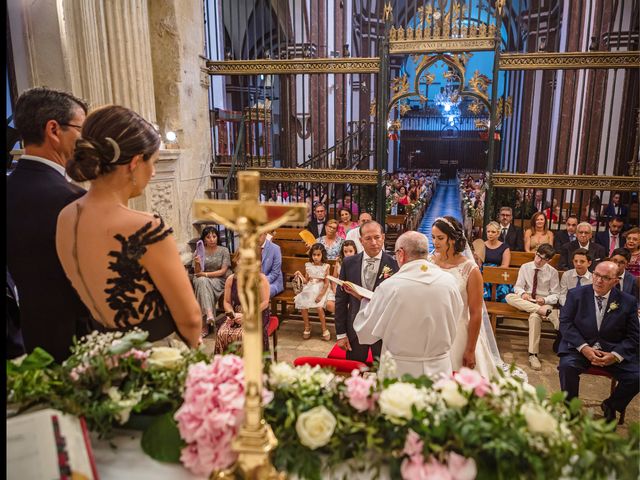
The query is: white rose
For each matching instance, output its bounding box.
[147,347,183,368]
[438,380,468,409]
[521,403,558,435]
[295,406,336,450]
[269,362,298,387]
[378,382,424,420]
[521,382,537,397]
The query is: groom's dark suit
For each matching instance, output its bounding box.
[335,251,398,362]
[558,285,639,414]
[7,159,91,362]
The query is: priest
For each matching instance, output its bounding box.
[346,231,463,378]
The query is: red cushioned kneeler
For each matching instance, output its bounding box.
[327,343,373,364]
[267,316,279,361]
[293,357,367,374]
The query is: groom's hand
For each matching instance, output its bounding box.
[336,337,352,351]
[343,283,363,301]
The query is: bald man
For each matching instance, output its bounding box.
[349,231,462,377]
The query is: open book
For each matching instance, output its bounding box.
[327,275,374,300]
[298,230,316,245]
[8,408,98,480]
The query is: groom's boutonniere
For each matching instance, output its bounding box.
[607,301,619,314]
[380,265,393,279]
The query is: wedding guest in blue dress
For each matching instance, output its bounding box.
[482,221,513,302]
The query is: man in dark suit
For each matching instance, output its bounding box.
[335,221,398,362]
[559,222,606,271]
[7,87,91,363]
[609,248,637,296]
[595,216,626,257]
[554,215,579,251]
[557,261,639,423]
[495,206,525,251]
[603,193,628,221]
[306,203,327,239]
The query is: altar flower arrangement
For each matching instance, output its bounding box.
[7,338,640,480]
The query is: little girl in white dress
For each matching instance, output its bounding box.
[294,243,331,341]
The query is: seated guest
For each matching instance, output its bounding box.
[216,256,270,354]
[397,186,410,206]
[481,221,512,302]
[351,231,462,378]
[345,212,372,253]
[260,232,283,297]
[496,206,524,251]
[56,105,201,348]
[317,219,344,260]
[559,249,593,307]
[192,226,231,337]
[623,228,640,278]
[524,212,554,253]
[505,243,560,370]
[559,222,606,271]
[337,193,359,217]
[603,192,627,221]
[558,261,639,423]
[585,195,601,227]
[337,208,359,239]
[554,215,579,250]
[306,203,327,239]
[595,216,626,256]
[326,240,358,313]
[609,248,637,295]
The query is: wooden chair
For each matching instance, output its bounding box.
[584,366,626,424]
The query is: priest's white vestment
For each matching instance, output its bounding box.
[353,259,462,378]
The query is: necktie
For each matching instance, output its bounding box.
[616,278,622,290]
[576,276,582,287]
[364,258,377,290]
[609,235,617,256]
[570,234,576,242]
[501,228,507,241]
[531,269,539,298]
[596,295,604,312]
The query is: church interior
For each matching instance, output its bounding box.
[6,0,640,478]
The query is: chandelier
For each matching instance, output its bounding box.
[434,85,462,126]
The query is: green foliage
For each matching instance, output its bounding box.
[141,412,185,463]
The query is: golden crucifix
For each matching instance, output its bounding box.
[193,171,307,479]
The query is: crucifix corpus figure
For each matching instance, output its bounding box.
[193,171,306,478]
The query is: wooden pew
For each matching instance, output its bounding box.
[509,252,561,268]
[273,238,309,257]
[483,266,564,334]
[273,227,306,241]
[271,256,337,319]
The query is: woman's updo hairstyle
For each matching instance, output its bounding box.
[67,105,160,182]
[432,215,467,254]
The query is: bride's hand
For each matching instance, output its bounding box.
[462,349,476,370]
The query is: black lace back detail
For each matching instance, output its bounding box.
[105,215,173,328]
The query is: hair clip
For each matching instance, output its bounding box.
[104,137,121,163]
[434,217,456,230]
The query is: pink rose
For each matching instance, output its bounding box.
[447,452,477,480]
[344,370,376,412]
[401,456,428,480]
[403,429,424,457]
[423,457,453,479]
[453,368,490,397]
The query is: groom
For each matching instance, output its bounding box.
[557,261,639,423]
[350,231,462,377]
[335,221,398,362]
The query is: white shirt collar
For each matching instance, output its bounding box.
[363,250,383,261]
[595,290,611,301]
[578,241,590,249]
[500,223,510,230]
[20,154,66,177]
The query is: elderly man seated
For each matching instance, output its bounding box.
[557,261,639,424]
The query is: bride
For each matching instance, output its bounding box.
[430,216,525,381]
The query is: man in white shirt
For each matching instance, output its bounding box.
[558,248,593,306]
[348,231,462,378]
[345,212,372,253]
[506,243,560,370]
[7,87,91,362]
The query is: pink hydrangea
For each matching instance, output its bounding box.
[453,368,491,397]
[175,355,245,476]
[344,370,376,412]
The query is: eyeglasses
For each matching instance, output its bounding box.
[535,253,551,261]
[592,272,616,281]
[60,123,82,131]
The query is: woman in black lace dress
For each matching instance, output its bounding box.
[56,105,201,348]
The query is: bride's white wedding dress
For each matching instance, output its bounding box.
[441,258,499,379]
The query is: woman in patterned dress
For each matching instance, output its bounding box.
[317,219,344,260]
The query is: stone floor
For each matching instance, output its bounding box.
[204,317,639,430]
